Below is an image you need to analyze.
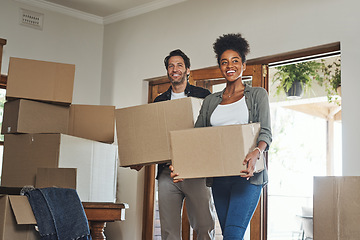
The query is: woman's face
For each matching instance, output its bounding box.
[219,49,246,83]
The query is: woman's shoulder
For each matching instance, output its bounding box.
[201,91,222,107]
[246,85,268,96]
[204,91,222,101]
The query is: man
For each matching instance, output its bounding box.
[133,49,215,240]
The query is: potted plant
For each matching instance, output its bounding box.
[272,61,323,99]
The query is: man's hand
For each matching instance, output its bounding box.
[169,165,183,183]
[130,165,144,171]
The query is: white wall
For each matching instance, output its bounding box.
[0,0,104,105]
[102,0,360,239]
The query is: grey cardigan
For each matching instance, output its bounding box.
[194,84,272,186]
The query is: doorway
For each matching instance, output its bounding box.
[267,54,341,240]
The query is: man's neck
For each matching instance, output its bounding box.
[171,81,187,93]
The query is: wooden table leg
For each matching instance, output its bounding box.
[89,221,107,240]
[82,202,129,240]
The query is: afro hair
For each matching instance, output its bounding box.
[213,33,250,65]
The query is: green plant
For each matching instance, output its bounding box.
[273,61,323,96]
[319,58,341,102]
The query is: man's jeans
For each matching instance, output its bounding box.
[23,187,91,240]
[212,176,262,240]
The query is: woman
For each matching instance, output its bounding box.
[194,33,272,239]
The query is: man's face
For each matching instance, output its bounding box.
[167,56,190,85]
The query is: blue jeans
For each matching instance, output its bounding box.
[211,176,262,240]
[24,187,91,240]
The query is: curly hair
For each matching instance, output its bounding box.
[213,33,250,66]
[164,49,191,69]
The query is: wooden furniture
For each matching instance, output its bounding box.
[82,202,129,240]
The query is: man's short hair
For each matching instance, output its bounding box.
[164,49,191,69]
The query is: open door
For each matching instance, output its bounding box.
[144,63,268,240]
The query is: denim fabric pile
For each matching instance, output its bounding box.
[22,187,91,240]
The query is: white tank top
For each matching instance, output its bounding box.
[210,97,249,126]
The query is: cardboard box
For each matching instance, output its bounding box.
[35,168,77,189]
[1,134,118,202]
[115,97,203,167]
[0,195,39,240]
[1,100,115,143]
[1,99,69,134]
[170,123,262,179]
[68,104,115,143]
[6,57,75,105]
[314,176,360,240]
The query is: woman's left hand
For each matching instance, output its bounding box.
[240,150,260,180]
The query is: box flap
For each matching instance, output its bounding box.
[9,196,37,225]
[190,97,203,123]
[68,104,115,143]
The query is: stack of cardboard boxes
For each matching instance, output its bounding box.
[0,57,118,203]
[0,56,121,239]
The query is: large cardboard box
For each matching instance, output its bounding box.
[6,57,75,105]
[170,123,263,179]
[0,195,39,240]
[115,97,203,167]
[1,99,69,134]
[1,134,118,202]
[314,176,360,240]
[68,104,115,143]
[1,100,115,143]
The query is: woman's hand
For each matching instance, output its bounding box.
[169,165,183,183]
[241,142,267,179]
[241,149,260,179]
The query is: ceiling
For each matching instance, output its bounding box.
[44,0,162,17]
[18,0,186,24]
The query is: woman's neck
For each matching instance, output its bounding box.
[224,81,245,97]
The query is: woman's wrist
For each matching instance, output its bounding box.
[253,147,263,159]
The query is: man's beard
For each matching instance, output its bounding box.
[168,72,187,86]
